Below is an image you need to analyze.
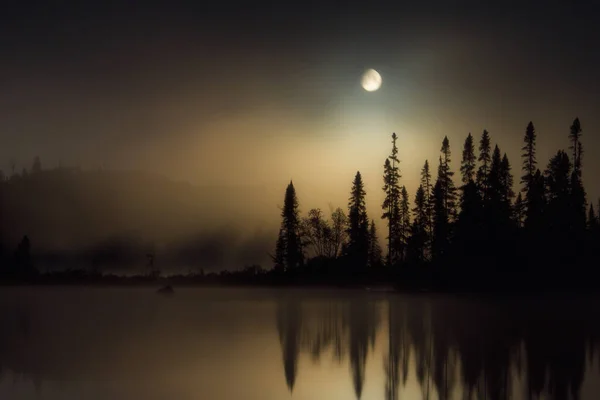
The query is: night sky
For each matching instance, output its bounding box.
[1,0,599,225]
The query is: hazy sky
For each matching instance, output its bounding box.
[1,0,599,224]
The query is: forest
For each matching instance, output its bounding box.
[271,118,599,290]
[0,118,598,290]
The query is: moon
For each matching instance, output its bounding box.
[361,69,382,92]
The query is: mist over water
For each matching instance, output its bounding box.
[0,288,599,399]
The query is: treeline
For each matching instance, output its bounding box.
[272,118,598,290]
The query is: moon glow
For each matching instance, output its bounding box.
[361,69,382,92]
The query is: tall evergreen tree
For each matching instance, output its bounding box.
[431,177,448,262]
[521,122,537,190]
[477,129,492,199]
[460,133,476,184]
[568,119,587,232]
[348,171,370,269]
[569,118,583,175]
[440,136,457,220]
[274,181,304,271]
[382,133,402,266]
[420,160,434,258]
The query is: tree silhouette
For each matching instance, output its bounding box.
[569,118,583,175]
[301,208,332,258]
[420,160,434,260]
[382,133,402,266]
[439,137,457,221]
[274,181,304,272]
[521,122,537,190]
[432,169,448,263]
[477,129,492,201]
[460,133,476,184]
[347,171,370,270]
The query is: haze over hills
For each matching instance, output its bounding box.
[0,167,278,273]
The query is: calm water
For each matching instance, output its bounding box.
[0,288,599,400]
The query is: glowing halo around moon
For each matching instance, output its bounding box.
[361,68,382,92]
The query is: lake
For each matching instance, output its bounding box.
[0,287,599,399]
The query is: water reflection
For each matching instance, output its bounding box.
[275,293,600,400]
[0,289,599,399]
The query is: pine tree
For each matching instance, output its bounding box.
[460,133,476,184]
[521,122,537,189]
[367,220,383,268]
[348,171,370,269]
[569,118,583,175]
[274,181,304,271]
[568,119,587,232]
[399,186,410,261]
[420,160,434,258]
[431,177,448,262]
[382,133,402,266]
[440,136,457,220]
[477,129,492,200]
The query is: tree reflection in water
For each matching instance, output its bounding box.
[276,294,600,400]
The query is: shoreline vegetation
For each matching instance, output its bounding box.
[2,119,600,292]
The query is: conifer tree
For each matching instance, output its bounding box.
[399,186,410,261]
[569,118,583,175]
[477,129,492,200]
[382,133,402,266]
[348,171,370,268]
[460,133,476,184]
[521,122,537,190]
[440,136,457,220]
[274,181,304,271]
[420,160,434,258]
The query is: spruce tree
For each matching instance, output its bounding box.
[521,122,537,190]
[274,181,304,271]
[420,160,434,258]
[348,171,370,269]
[460,133,476,184]
[399,186,410,262]
[440,136,457,220]
[569,118,583,175]
[477,129,492,200]
[382,133,402,266]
